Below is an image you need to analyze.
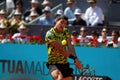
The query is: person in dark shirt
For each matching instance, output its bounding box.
[72,9,86,26]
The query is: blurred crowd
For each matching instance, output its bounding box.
[0,0,120,48]
[71,27,120,48]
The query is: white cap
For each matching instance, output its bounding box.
[31,0,39,4]
[30,11,38,16]
[55,9,63,15]
[0,9,6,15]
[74,9,81,15]
[42,0,51,6]
[14,10,22,15]
[0,23,7,29]
[18,24,27,31]
[42,6,51,12]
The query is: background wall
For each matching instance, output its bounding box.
[0,44,120,80]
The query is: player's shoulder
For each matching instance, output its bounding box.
[46,28,54,36]
[63,28,69,32]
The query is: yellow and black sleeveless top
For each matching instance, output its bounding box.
[45,28,70,64]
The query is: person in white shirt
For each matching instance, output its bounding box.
[78,27,89,46]
[107,30,120,48]
[12,24,29,43]
[118,37,120,42]
[84,0,103,26]
[98,27,110,45]
[71,30,80,45]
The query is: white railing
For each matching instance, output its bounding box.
[28,3,63,25]
[0,1,6,10]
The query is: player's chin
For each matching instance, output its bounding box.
[59,27,64,32]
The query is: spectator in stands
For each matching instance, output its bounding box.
[0,23,7,42]
[88,30,99,47]
[27,11,39,23]
[0,9,8,25]
[12,24,29,43]
[24,0,42,21]
[54,9,63,22]
[98,27,109,45]
[71,30,80,45]
[0,9,7,20]
[106,30,120,48]
[38,6,54,25]
[55,9,63,18]
[64,0,79,24]
[9,9,22,21]
[41,0,52,8]
[72,9,86,26]
[78,27,89,46]
[9,10,26,34]
[0,23,12,43]
[84,0,104,26]
[7,0,24,19]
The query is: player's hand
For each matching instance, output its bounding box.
[74,58,82,69]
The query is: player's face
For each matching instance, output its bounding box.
[55,19,67,32]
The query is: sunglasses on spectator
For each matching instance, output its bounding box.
[102,31,107,32]
[89,2,96,4]
[20,29,26,30]
[75,15,81,16]
[112,35,117,36]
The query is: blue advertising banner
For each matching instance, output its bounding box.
[0,44,120,80]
